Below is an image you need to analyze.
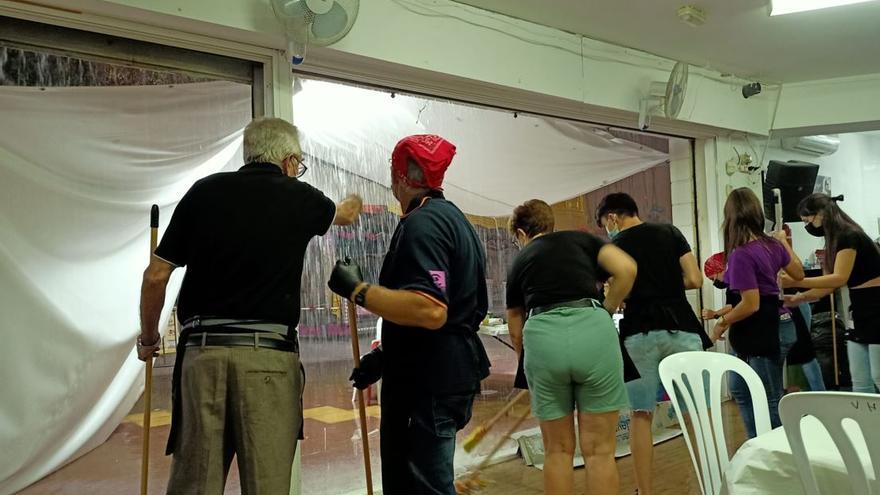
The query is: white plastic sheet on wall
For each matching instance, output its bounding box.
[0,81,251,494]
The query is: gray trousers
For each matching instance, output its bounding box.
[166,336,303,495]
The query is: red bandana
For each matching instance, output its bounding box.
[703,252,726,279]
[391,134,456,190]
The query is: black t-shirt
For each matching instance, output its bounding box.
[506,231,607,312]
[154,162,336,332]
[612,223,709,346]
[378,192,491,394]
[835,229,880,287]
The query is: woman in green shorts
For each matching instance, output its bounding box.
[506,199,638,495]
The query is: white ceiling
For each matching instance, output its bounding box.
[453,0,880,83]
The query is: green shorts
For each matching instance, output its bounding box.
[523,306,629,421]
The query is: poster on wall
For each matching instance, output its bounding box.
[814,175,832,195]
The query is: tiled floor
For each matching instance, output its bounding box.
[19,335,747,494]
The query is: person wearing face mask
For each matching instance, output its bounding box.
[783,193,880,393]
[506,199,638,495]
[595,193,710,495]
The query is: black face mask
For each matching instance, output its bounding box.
[713,279,729,290]
[804,223,825,238]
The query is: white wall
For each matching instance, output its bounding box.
[669,138,703,313]
[43,0,777,135]
[774,74,880,137]
[764,133,880,262]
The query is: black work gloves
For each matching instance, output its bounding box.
[350,347,383,390]
[328,257,364,300]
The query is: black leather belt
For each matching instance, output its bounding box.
[530,298,603,317]
[184,333,298,353]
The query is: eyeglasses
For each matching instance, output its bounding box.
[291,156,308,178]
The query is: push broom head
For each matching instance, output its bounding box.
[462,426,487,453]
[454,473,490,494]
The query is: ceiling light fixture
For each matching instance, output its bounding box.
[770,0,879,16]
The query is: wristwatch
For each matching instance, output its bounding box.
[137,334,160,351]
[352,283,371,307]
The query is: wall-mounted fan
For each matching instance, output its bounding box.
[638,61,689,130]
[271,0,360,65]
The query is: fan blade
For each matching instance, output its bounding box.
[311,2,350,43]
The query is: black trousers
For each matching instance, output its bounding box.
[379,384,475,495]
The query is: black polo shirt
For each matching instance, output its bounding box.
[154,162,336,333]
[378,191,491,394]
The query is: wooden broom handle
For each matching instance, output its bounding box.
[348,301,374,495]
[141,204,159,495]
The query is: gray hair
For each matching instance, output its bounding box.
[242,117,302,166]
[406,159,426,185]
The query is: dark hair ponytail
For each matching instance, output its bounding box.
[797,193,863,271]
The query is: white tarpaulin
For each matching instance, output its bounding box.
[0,81,251,494]
[294,78,669,217]
[1,77,668,494]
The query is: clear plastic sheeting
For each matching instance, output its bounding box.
[294,77,670,217]
[0,81,251,495]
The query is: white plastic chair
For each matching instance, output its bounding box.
[779,392,880,495]
[659,351,772,495]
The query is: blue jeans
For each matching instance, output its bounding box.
[623,330,705,412]
[380,386,475,495]
[847,342,880,393]
[729,318,796,438]
[801,359,826,391]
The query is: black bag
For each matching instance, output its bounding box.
[810,311,851,389]
[786,306,816,365]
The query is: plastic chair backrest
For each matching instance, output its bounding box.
[659,351,772,495]
[779,392,880,495]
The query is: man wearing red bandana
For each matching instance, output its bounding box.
[328,135,491,494]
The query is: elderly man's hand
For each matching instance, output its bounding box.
[328,258,365,300]
[137,333,160,361]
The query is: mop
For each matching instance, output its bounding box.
[141,204,158,495]
[454,405,532,494]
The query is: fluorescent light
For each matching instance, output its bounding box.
[771,0,878,15]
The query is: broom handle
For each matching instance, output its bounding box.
[482,390,528,431]
[141,205,158,495]
[475,407,531,472]
[830,291,839,387]
[348,301,374,495]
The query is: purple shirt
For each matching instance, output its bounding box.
[724,239,791,315]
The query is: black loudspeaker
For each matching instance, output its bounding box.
[762,160,820,223]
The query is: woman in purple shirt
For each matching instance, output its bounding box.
[711,188,804,437]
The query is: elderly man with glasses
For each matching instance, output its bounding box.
[138,117,362,494]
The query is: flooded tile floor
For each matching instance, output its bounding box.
[19,335,746,494]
